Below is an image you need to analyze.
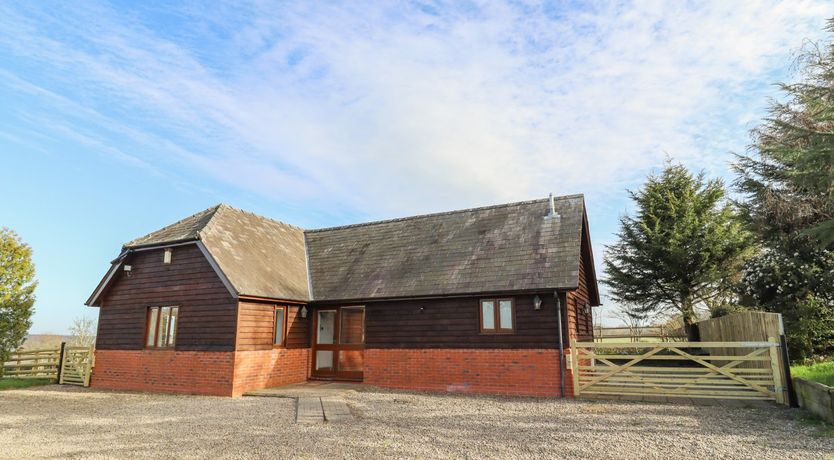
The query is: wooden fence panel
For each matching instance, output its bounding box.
[698,312,783,370]
[3,344,94,387]
[2,347,61,379]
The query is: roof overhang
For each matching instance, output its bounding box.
[581,208,602,307]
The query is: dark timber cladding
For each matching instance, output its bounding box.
[96,244,237,351]
[362,294,563,348]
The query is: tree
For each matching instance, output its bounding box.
[69,316,96,347]
[734,20,834,361]
[603,163,752,338]
[0,228,37,376]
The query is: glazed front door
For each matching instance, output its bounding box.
[312,306,365,380]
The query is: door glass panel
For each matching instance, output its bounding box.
[315,351,334,371]
[168,307,178,346]
[274,308,285,346]
[338,350,363,372]
[499,300,513,329]
[317,311,336,345]
[146,307,158,347]
[481,301,495,329]
[156,306,171,347]
[339,307,365,344]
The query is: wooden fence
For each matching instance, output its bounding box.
[2,343,94,387]
[570,339,786,403]
[2,347,61,379]
[697,311,783,363]
[594,325,685,342]
[58,346,94,386]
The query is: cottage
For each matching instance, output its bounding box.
[86,194,600,397]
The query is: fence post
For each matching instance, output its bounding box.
[570,340,580,397]
[57,342,67,384]
[768,336,785,405]
[776,314,797,407]
[56,342,66,383]
[84,345,94,387]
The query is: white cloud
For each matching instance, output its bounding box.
[1,1,829,217]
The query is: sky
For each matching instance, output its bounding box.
[0,1,831,334]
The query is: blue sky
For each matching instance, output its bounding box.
[1,1,831,333]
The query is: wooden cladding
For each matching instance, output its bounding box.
[363,294,561,349]
[568,230,594,341]
[237,300,310,351]
[96,244,237,351]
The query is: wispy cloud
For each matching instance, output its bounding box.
[1,1,829,218]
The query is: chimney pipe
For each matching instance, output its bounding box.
[548,193,559,219]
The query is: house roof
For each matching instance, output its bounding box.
[87,194,599,306]
[125,204,310,301]
[305,195,587,301]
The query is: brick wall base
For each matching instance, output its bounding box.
[232,348,310,397]
[364,348,572,397]
[93,348,572,398]
[91,350,236,396]
[92,348,311,397]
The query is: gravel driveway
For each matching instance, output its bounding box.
[1,385,832,459]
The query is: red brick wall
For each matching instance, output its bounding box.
[364,348,573,397]
[231,348,310,397]
[91,348,312,397]
[91,350,236,396]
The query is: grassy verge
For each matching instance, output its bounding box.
[792,361,834,387]
[794,410,834,438]
[0,378,54,390]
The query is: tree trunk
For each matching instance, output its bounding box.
[681,301,700,341]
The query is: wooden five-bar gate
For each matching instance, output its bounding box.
[2,344,94,387]
[570,338,787,403]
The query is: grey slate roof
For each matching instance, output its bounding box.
[124,204,310,301]
[103,194,589,303]
[305,195,585,301]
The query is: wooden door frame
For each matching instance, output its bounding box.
[310,306,365,381]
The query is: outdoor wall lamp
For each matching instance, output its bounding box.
[123,264,132,277]
[533,295,542,310]
[300,306,308,318]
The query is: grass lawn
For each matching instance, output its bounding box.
[791,361,834,387]
[0,378,54,390]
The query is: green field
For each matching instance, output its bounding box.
[594,337,672,343]
[0,378,54,390]
[791,361,834,387]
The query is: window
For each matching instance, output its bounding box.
[145,306,178,348]
[274,306,286,347]
[480,298,514,333]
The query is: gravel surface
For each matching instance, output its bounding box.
[1,385,832,459]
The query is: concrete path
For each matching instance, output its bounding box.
[296,397,324,424]
[245,382,359,424]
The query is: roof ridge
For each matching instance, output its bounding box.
[211,203,306,232]
[123,204,222,248]
[197,203,225,240]
[306,194,584,233]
